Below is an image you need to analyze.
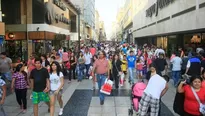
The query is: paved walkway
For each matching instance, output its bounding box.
[4,77,178,116]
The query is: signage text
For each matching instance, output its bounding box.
[146,0,174,17]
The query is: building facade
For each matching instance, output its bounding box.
[115,7,124,42]
[113,0,143,43]
[99,21,106,41]
[70,0,95,40]
[95,10,100,41]
[133,0,205,56]
[2,0,78,61]
[0,0,5,52]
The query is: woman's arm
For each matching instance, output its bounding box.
[11,78,16,92]
[178,81,186,93]
[57,76,64,92]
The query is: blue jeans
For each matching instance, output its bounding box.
[85,64,91,77]
[1,72,12,81]
[77,69,84,81]
[128,67,134,83]
[172,71,181,86]
[96,74,107,102]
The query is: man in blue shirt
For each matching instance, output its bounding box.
[122,46,127,55]
[127,51,137,84]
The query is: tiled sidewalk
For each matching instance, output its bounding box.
[4,78,177,116]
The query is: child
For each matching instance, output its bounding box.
[0,78,6,116]
[136,59,144,79]
[121,55,127,81]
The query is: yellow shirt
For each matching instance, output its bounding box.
[108,60,112,70]
[121,60,127,71]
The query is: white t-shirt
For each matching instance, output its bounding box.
[170,56,182,71]
[50,72,64,91]
[144,74,166,99]
[84,53,92,64]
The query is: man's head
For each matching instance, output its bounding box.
[85,47,89,53]
[159,53,164,59]
[35,58,42,69]
[149,63,157,73]
[56,53,60,59]
[130,50,134,56]
[1,52,7,59]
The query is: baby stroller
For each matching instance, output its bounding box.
[128,81,147,116]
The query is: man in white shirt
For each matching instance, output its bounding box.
[170,53,182,86]
[138,63,168,116]
[154,47,165,58]
[84,47,92,79]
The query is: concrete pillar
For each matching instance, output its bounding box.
[26,0,33,58]
[0,0,2,22]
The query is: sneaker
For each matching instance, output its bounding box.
[30,95,33,99]
[59,109,63,115]
[100,100,104,105]
[22,109,27,113]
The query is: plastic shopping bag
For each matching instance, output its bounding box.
[120,72,125,86]
[100,79,113,95]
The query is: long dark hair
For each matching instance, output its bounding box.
[92,55,98,62]
[50,61,62,76]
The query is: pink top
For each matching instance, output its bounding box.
[93,59,109,74]
[137,63,143,70]
[170,54,176,61]
[62,52,69,62]
[28,59,35,72]
[90,48,96,56]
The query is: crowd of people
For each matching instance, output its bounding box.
[0,42,204,116]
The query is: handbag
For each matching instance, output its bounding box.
[100,78,113,95]
[114,61,124,86]
[191,87,205,114]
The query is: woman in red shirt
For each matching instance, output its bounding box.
[178,76,205,116]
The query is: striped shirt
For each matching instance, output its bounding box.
[12,72,27,89]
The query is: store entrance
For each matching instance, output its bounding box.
[5,40,27,62]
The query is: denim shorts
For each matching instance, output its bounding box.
[49,89,63,96]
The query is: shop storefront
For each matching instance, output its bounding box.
[1,0,77,61]
[133,0,205,56]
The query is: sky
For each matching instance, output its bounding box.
[95,0,125,40]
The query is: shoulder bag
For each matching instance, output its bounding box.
[191,87,205,115]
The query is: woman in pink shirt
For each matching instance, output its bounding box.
[92,51,110,105]
[62,49,69,63]
[27,55,35,76]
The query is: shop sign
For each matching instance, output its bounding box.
[146,0,174,17]
[45,2,71,25]
[55,13,70,24]
[53,0,66,11]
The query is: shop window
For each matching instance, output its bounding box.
[5,40,27,62]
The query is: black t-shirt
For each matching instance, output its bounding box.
[201,59,205,70]
[30,68,49,92]
[154,58,167,72]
